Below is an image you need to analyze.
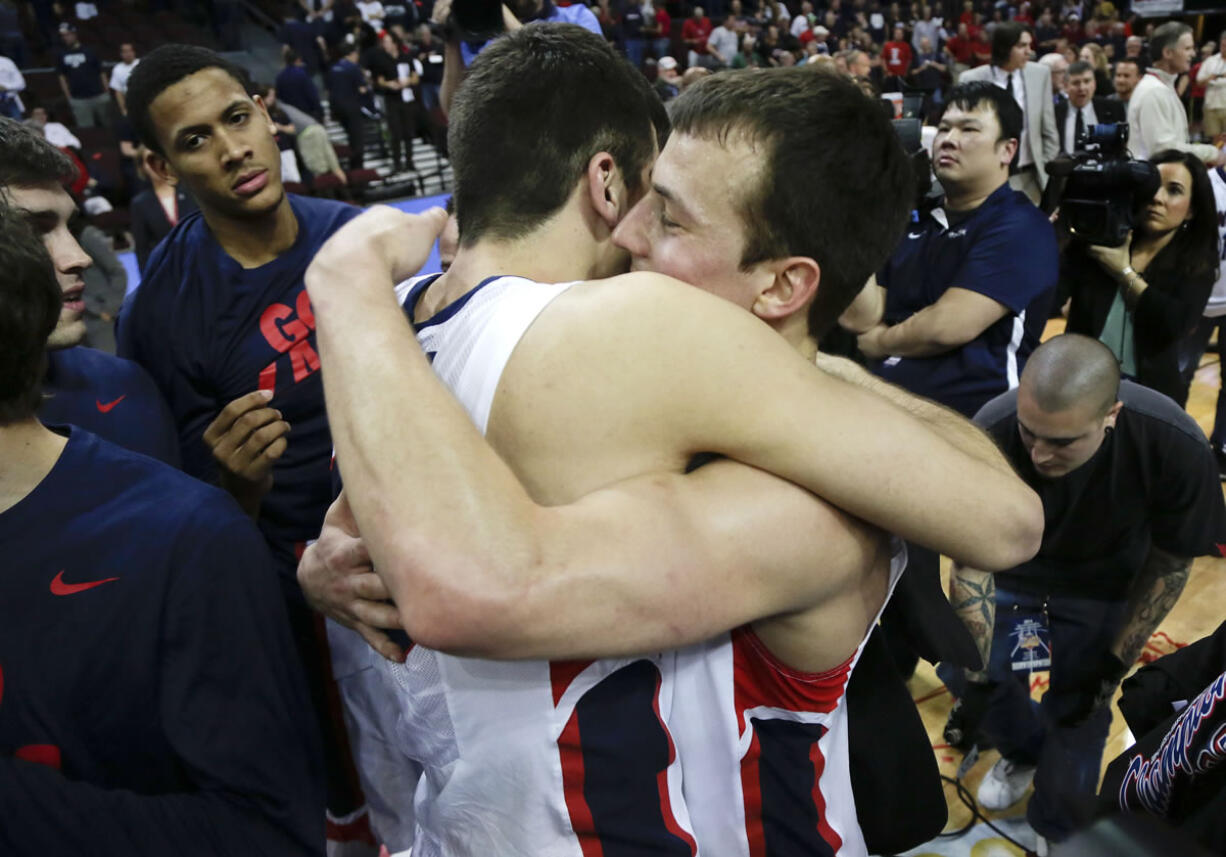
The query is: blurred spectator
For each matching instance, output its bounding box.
[1035,8,1059,54]
[682,6,713,69]
[622,0,646,68]
[846,47,871,76]
[970,26,991,67]
[910,35,948,120]
[654,54,680,100]
[279,4,327,75]
[363,29,416,174]
[642,1,671,62]
[328,37,372,169]
[707,14,739,68]
[882,24,912,81]
[680,64,710,89]
[959,23,1060,205]
[1197,31,1226,142]
[56,23,109,128]
[1128,22,1221,165]
[0,0,26,69]
[911,5,941,54]
[108,43,139,116]
[1079,41,1112,95]
[129,156,198,275]
[1058,61,1125,155]
[0,51,23,119]
[26,105,80,151]
[356,0,385,29]
[278,95,348,189]
[76,220,126,353]
[946,22,974,74]
[790,0,815,39]
[1064,150,1219,405]
[1125,33,1150,70]
[1039,51,1069,98]
[414,24,444,112]
[276,48,324,120]
[1113,56,1140,104]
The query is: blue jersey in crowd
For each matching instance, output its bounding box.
[871,183,1059,417]
[116,195,361,573]
[39,345,180,467]
[0,428,324,855]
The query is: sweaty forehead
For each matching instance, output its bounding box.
[4,182,75,222]
[149,67,251,141]
[657,132,763,225]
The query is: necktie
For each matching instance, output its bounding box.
[1006,72,1014,98]
[1074,105,1085,152]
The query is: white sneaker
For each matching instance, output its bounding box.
[977,757,1036,810]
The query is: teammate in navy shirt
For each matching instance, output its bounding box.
[117,45,369,836]
[847,81,1059,418]
[0,118,180,465]
[118,46,360,573]
[0,203,325,856]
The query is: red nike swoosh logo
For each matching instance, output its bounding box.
[50,570,119,596]
[96,395,126,413]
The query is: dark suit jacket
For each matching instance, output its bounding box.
[130,188,198,276]
[1054,95,1127,153]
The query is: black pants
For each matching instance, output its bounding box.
[333,104,365,170]
[383,97,417,172]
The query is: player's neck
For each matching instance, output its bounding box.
[429,221,611,310]
[204,195,299,269]
[944,175,1006,212]
[0,419,68,515]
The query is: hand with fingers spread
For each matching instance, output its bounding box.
[298,493,408,663]
[203,389,292,518]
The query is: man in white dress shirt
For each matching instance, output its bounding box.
[1129,21,1224,165]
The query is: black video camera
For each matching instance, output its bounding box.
[1050,122,1160,247]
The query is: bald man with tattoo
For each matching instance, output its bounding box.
[944,333,1226,848]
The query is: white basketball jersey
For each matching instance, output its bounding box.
[358,274,903,857]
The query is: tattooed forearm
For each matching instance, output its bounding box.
[1113,545,1192,666]
[952,563,996,680]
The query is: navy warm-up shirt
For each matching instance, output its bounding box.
[872,183,1059,417]
[39,345,180,467]
[117,195,361,573]
[0,428,324,855]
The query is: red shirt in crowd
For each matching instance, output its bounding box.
[969,37,991,66]
[883,39,913,76]
[682,15,712,53]
[946,34,974,63]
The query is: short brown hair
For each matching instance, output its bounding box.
[0,203,60,425]
[448,24,667,245]
[669,68,913,339]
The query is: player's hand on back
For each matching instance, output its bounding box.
[203,389,291,517]
[298,493,407,663]
[307,205,447,301]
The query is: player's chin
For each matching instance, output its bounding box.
[227,182,285,217]
[46,316,88,350]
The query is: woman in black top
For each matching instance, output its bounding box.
[1063,150,1219,406]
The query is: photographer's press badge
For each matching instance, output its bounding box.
[1009,614,1052,672]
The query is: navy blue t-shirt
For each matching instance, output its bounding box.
[116,195,361,574]
[39,345,180,467]
[871,184,1059,417]
[55,45,104,98]
[0,428,324,855]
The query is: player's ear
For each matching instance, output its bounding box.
[143,148,177,187]
[251,94,277,136]
[585,151,623,230]
[1103,400,1124,430]
[752,256,821,323]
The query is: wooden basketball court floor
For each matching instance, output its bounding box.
[896,320,1226,856]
